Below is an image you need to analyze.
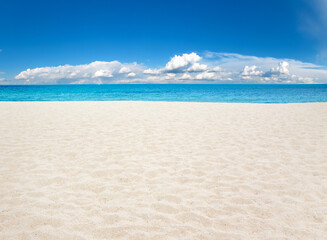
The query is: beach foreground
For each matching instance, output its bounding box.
[0,101,326,240]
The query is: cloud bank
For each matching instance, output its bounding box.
[15,61,144,84]
[10,52,327,84]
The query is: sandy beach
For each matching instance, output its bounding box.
[0,101,326,240]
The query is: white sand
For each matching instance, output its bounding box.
[0,101,326,240]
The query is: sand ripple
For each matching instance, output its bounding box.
[0,102,326,239]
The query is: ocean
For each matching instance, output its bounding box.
[0,84,327,103]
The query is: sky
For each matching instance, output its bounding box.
[1,0,327,84]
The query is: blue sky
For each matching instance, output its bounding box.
[1,0,327,84]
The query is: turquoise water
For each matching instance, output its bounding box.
[0,84,327,103]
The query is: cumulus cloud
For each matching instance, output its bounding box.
[143,68,161,75]
[265,61,290,76]
[241,65,263,76]
[164,52,202,72]
[143,53,208,75]
[119,66,132,74]
[187,63,208,72]
[204,52,327,83]
[127,72,136,77]
[180,73,192,80]
[94,69,113,78]
[9,51,327,84]
[195,72,218,80]
[14,61,142,84]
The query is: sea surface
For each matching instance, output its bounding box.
[0,84,327,103]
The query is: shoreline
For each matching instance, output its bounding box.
[1,100,327,103]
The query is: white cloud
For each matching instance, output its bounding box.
[164,52,202,72]
[127,72,136,77]
[16,61,119,80]
[180,73,192,80]
[241,65,263,76]
[143,68,161,74]
[14,61,144,84]
[119,66,131,74]
[187,62,208,72]
[265,61,290,76]
[204,52,327,83]
[212,66,222,72]
[165,73,176,80]
[195,72,218,80]
[94,69,113,78]
[11,51,327,84]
